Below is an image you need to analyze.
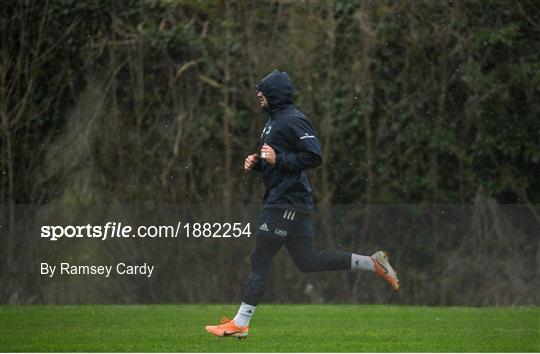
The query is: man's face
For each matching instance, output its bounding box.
[257,91,269,109]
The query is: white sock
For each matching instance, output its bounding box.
[351,253,375,272]
[233,302,256,327]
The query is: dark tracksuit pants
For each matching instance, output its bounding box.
[241,208,351,306]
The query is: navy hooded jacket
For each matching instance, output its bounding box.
[253,70,322,213]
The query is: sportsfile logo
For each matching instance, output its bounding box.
[40,222,252,240]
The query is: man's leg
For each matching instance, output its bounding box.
[205,232,285,338]
[285,235,352,272]
[234,234,284,325]
[286,235,399,289]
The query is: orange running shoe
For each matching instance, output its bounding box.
[205,317,248,339]
[371,251,400,291]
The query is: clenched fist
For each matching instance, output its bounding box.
[261,144,276,165]
[244,154,259,170]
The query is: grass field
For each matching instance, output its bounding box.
[0,304,538,352]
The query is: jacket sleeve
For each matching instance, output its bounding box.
[275,117,322,173]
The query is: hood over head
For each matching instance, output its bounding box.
[256,69,293,113]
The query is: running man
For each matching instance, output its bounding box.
[205,70,399,339]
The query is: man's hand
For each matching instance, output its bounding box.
[244,154,259,171]
[261,144,276,165]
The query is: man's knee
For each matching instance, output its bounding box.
[293,255,319,273]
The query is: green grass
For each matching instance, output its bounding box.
[0,305,538,352]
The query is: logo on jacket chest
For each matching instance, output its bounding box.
[261,125,272,140]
